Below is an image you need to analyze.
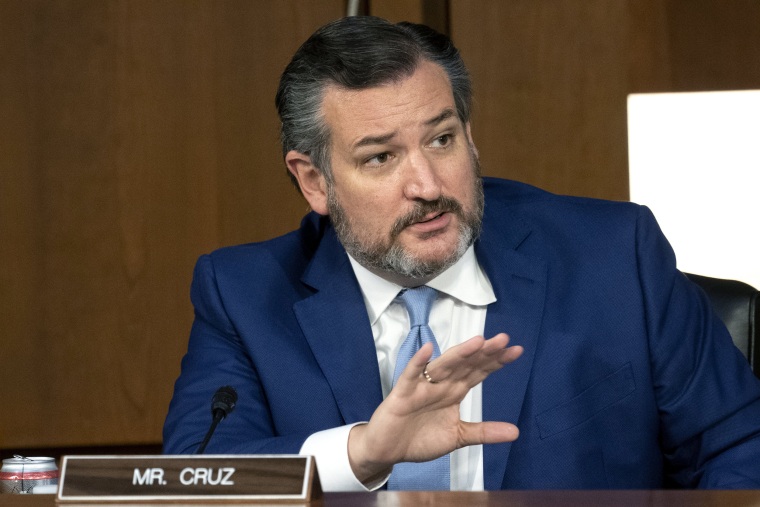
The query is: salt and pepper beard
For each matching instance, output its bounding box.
[326,151,484,281]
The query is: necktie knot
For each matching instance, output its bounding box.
[397,285,437,328]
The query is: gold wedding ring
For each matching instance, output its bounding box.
[423,361,439,384]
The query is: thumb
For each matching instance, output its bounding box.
[458,421,519,447]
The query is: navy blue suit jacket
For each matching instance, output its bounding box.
[163,178,760,488]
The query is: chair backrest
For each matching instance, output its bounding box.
[686,273,760,378]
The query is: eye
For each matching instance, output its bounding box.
[364,152,392,167]
[430,133,453,148]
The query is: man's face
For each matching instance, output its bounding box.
[319,61,483,282]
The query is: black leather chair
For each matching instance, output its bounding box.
[686,273,760,378]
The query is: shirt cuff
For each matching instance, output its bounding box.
[299,422,389,492]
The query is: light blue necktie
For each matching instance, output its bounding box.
[387,285,450,491]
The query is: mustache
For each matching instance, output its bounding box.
[389,196,464,239]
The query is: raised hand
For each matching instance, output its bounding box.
[347,333,523,484]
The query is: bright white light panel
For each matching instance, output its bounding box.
[627,90,760,289]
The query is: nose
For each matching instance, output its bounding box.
[402,151,442,202]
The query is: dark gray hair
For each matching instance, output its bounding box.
[275,16,472,188]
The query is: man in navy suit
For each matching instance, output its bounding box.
[163,16,760,490]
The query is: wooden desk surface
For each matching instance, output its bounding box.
[3,490,760,506]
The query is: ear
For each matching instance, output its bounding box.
[465,122,480,159]
[285,150,329,215]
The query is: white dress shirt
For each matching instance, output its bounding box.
[300,245,496,491]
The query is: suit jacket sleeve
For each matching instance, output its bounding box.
[162,254,313,455]
[636,206,760,488]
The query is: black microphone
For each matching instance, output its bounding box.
[196,386,238,454]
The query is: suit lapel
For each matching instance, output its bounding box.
[293,226,384,425]
[292,204,547,488]
[477,212,547,490]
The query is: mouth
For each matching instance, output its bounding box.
[417,212,445,224]
[404,211,451,235]
[389,197,463,239]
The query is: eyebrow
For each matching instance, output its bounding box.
[352,108,458,150]
[425,108,456,127]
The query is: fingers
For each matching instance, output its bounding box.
[500,344,524,365]
[449,333,515,362]
[395,333,522,394]
[359,333,522,474]
[426,333,522,384]
[459,421,520,446]
[450,333,507,359]
[404,341,434,374]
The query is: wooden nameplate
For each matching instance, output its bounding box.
[56,454,321,504]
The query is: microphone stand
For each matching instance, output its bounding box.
[195,386,237,454]
[196,410,225,454]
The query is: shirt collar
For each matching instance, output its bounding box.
[348,245,497,326]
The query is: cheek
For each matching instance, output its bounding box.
[356,198,396,230]
[365,203,407,241]
[342,184,395,214]
[449,170,476,203]
[336,190,385,230]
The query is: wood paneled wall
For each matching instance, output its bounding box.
[452,0,760,200]
[1,0,759,450]
[0,0,344,450]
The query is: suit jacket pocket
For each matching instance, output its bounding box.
[536,363,636,439]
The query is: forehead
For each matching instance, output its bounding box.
[320,61,457,147]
